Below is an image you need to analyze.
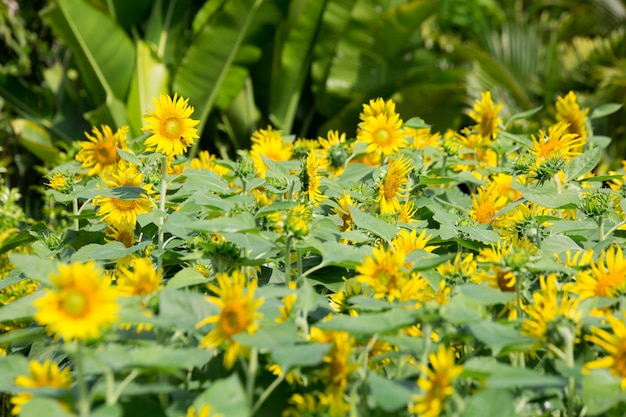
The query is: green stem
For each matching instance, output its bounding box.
[72,199,80,232]
[246,347,259,411]
[296,247,303,283]
[598,217,605,241]
[419,324,432,380]
[284,235,293,284]
[440,154,448,178]
[109,370,140,404]
[158,156,168,271]
[251,372,285,415]
[75,342,91,417]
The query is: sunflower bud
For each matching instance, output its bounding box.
[581,189,610,217]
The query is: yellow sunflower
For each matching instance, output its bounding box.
[46,172,72,193]
[398,201,418,224]
[196,270,264,369]
[183,404,221,417]
[409,344,463,417]
[318,130,350,177]
[357,113,407,157]
[11,359,72,415]
[116,257,163,298]
[398,272,436,307]
[470,185,507,224]
[377,155,412,214]
[189,150,230,176]
[532,122,585,161]
[564,244,626,300]
[33,261,120,341]
[355,245,408,301]
[249,126,293,178]
[436,252,477,283]
[585,312,626,389]
[75,124,129,176]
[309,328,357,390]
[143,93,199,157]
[93,163,154,228]
[358,97,397,123]
[329,277,372,317]
[468,91,503,139]
[556,91,589,142]
[332,191,356,232]
[301,150,326,206]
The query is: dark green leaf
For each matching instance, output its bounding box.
[468,321,534,356]
[462,389,516,417]
[349,206,396,243]
[270,343,330,372]
[195,374,249,417]
[564,147,601,181]
[315,309,417,334]
[369,372,414,412]
[590,103,622,119]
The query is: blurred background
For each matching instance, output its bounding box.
[1,0,625,220]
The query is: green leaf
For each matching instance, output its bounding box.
[233,322,300,349]
[590,103,622,119]
[581,369,625,415]
[0,355,30,391]
[468,321,534,356]
[403,117,432,129]
[462,389,516,417]
[540,234,582,254]
[349,206,397,243]
[126,40,169,136]
[270,342,330,373]
[369,372,414,412]
[195,374,249,417]
[505,105,543,126]
[71,241,150,263]
[564,147,601,181]
[0,292,42,323]
[458,284,515,306]
[463,357,566,388]
[440,293,485,324]
[166,268,208,289]
[0,269,25,291]
[0,327,45,346]
[159,288,218,331]
[9,254,57,286]
[176,213,258,234]
[11,119,58,163]
[457,226,500,243]
[315,309,417,334]
[20,398,74,417]
[513,182,580,209]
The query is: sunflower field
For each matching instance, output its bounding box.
[3,1,626,417]
[1,86,626,417]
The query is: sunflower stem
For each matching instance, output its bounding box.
[419,324,432,379]
[72,198,80,232]
[246,347,259,412]
[110,369,140,404]
[598,217,605,241]
[296,247,303,282]
[75,342,91,417]
[157,156,168,271]
[284,235,293,284]
[440,154,447,178]
[251,372,285,415]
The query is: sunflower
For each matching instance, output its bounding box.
[398,272,436,306]
[283,390,351,417]
[93,163,154,228]
[392,229,438,269]
[556,91,589,142]
[409,344,463,417]
[585,312,626,389]
[188,151,230,176]
[183,404,221,417]
[398,201,418,224]
[377,155,412,214]
[196,270,264,369]
[357,113,407,157]
[521,274,582,345]
[116,257,163,298]
[318,130,350,177]
[143,93,199,157]
[358,97,397,123]
[11,359,73,415]
[468,91,502,139]
[564,244,626,300]
[33,261,119,341]
[452,128,498,175]
[75,125,129,176]
[532,122,585,161]
[355,245,408,301]
[301,151,326,206]
[309,328,357,390]
[329,277,372,317]
[332,191,356,232]
[46,172,72,193]
[470,185,507,224]
[250,126,293,178]
[436,252,477,284]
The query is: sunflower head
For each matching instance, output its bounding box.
[143,93,199,157]
[11,359,73,415]
[75,125,129,176]
[468,91,503,139]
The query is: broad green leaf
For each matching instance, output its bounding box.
[564,147,601,181]
[159,288,218,331]
[41,0,135,126]
[403,117,432,129]
[540,234,582,254]
[175,213,258,234]
[0,327,45,346]
[0,269,25,291]
[306,239,371,269]
[0,292,42,323]
[270,0,327,131]
[549,219,598,234]
[349,206,397,243]
[20,398,73,417]
[457,226,499,243]
[369,372,414,412]
[440,293,485,324]
[315,309,417,334]
[195,374,249,417]
[90,404,123,417]
[513,182,580,209]
[587,135,612,148]
[71,241,150,263]
[11,119,58,163]
[462,389,516,417]
[590,103,622,119]
[464,357,566,388]
[9,253,57,286]
[458,284,515,306]
[233,322,300,349]
[126,40,169,136]
[166,267,208,289]
[581,369,625,415]
[468,321,534,356]
[270,343,331,373]
[505,105,543,126]
[0,355,30,391]
[419,177,456,185]
[177,169,231,194]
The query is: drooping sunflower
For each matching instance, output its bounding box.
[75,124,129,176]
[196,270,264,369]
[377,155,412,214]
[532,122,585,161]
[555,91,589,142]
[93,163,154,228]
[249,126,293,178]
[409,344,463,417]
[301,151,326,206]
[11,359,73,415]
[585,312,626,389]
[521,274,582,345]
[468,91,503,139]
[357,113,407,157]
[143,93,199,157]
[355,245,408,301]
[33,261,119,341]
[116,257,163,298]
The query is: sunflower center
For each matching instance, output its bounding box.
[220,303,248,337]
[61,291,89,317]
[373,128,392,145]
[496,271,515,292]
[95,142,118,166]
[163,117,183,139]
[383,175,400,200]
